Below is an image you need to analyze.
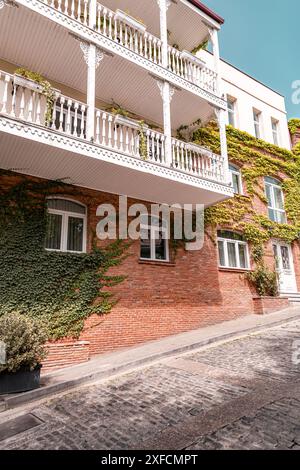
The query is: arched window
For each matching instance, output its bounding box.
[229,164,243,195]
[217,231,249,270]
[264,177,286,224]
[45,198,87,253]
[140,215,169,262]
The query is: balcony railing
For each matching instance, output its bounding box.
[39,0,218,94]
[0,71,225,184]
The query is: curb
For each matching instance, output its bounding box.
[1,311,299,412]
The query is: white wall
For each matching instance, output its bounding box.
[199,51,291,150]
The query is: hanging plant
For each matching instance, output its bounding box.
[138,120,148,160]
[14,68,55,126]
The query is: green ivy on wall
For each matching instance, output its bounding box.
[0,171,128,340]
[193,122,300,249]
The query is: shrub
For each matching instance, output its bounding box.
[0,313,48,374]
[246,263,278,297]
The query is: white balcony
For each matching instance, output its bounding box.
[8,0,225,107]
[0,71,232,205]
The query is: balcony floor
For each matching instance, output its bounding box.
[0,115,232,206]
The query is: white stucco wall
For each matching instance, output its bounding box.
[199,51,291,150]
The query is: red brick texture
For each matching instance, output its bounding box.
[1,172,296,371]
[252,297,290,315]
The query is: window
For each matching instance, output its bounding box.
[265,177,286,224]
[217,231,249,270]
[229,164,243,195]
[271,119,279,146]
[253,109,261,139]
[45,198,86,253]
[227,97,236,127]
[140,215,169,262]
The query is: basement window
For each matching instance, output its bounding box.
[217,231,250,270]
[140,215,169,262]
[45,198,87,253]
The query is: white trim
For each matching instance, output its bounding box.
[265,177,286,224]
[229,163,243,195]
[45,197,87,253]
[140,215,169,262]
[217,233,250,270]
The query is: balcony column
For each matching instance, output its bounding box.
[156,0,172,68]
[215,108,230,185]
[156,79,175,166]
[209,27,221,95]
[85,0,97,141]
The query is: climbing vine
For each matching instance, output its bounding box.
[14,68,55,126]
[0,171,128,340]
[192,121,300,295]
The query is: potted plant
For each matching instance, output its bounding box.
[0,312,47,394]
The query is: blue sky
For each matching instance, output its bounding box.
[204,0,300,118]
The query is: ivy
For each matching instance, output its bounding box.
[192,122,300,250]
[288,118,300,135]
[14,68,55,126]
[0,171,128,340]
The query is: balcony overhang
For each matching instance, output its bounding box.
[0,116,233,206]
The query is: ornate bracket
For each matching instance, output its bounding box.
[79,42,104,69]
[0,0,18,9]
[155,78,177,103]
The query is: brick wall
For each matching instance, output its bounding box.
[1,171,295,370]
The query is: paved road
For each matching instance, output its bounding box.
[1,319,300,450]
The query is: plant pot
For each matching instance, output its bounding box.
[0,366,41,394]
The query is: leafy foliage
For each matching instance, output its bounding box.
[0,312,47,373]
[0,172,128,339]
[288,118,300,136]
[14,68,55,126]
[246,264,278,297]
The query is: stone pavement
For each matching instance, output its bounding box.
[2,305,300,411]
[0,318,300,450]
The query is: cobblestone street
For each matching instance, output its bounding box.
[1,319,300,450]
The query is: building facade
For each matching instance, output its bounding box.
[0,1,298,371]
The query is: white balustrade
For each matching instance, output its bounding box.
[168,46,218,94]
[43,0,89,26]
[94,110,166,163]
[0,70,225,183]
[96,4,162,65]
[0,71,47,125]
[172,138,224,182]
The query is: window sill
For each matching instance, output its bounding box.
[139,259,175,267]
[219,267,251,274]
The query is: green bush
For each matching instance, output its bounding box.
[246,263,278,297]
[0,312,47,374]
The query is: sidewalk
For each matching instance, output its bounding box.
[1,305,300,412]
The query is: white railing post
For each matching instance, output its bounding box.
[155,79,175,167]
[156,0,171,68]
[209,27,221,96]
[215,108,230,185]
[85,0,97,141]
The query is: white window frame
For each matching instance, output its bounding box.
[227,96,236,127]
[46,197,87,254]
[217,233,250,270]
[264,177,286,224]
[253,109,261,139]
[229,164,243,195]
[140,215,169,262]
[271,118,280,146]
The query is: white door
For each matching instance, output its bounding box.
[272,242,297,293]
